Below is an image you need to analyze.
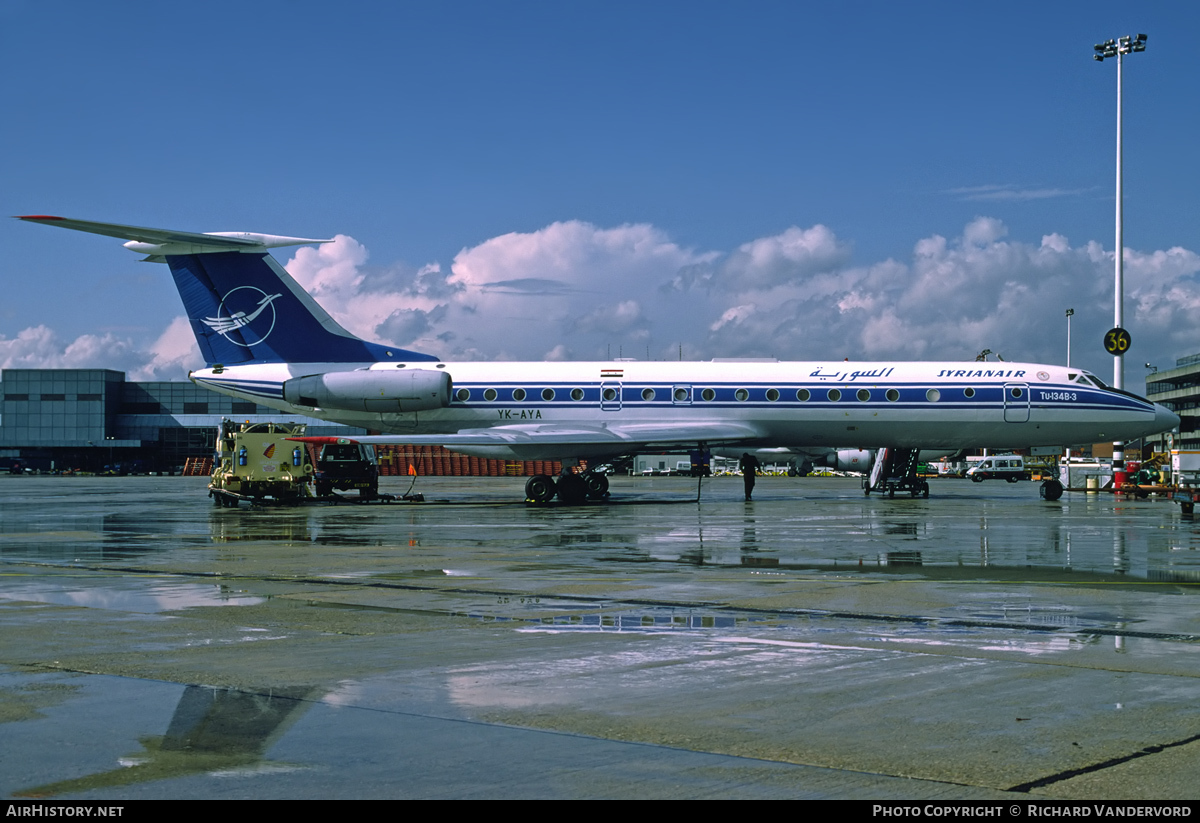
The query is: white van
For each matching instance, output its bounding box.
[966,455,1026,483]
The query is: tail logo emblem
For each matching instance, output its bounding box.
[202,287,282,347]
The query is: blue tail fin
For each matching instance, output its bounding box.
[166,252,437,365]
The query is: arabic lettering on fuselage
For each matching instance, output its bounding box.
[808,367,896,382]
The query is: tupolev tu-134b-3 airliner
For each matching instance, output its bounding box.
[19,216,1179,504]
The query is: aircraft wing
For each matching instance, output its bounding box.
[351,422,762,451]
[18,216,263,248]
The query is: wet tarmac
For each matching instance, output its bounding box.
[1,474,1198,799]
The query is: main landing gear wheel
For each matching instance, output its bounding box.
[525,474,556,504]
[583,472,609,499]
[1039,479,1064,501]
[557,474,588,506]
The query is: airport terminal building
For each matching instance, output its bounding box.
[1146,353,1200,453]
[0,368,364,473]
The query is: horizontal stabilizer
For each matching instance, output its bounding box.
[17,215,332,257]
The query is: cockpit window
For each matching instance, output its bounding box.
[1076,371,1109,389]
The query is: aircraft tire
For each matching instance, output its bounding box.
[1039,479,1064,501]
[525,474,557,504]
[584,472,609,498]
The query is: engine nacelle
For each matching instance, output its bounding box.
[836,449,875,473]
[283,369,452,413]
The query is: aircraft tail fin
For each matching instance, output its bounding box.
[18,216,437,366]
[165,250,435,365]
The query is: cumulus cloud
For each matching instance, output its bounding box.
[571,300,648,337]
[0,317,203,381]
[129,316,205,381]
[272,217,1200,371]
[438,221,717,359]
[1,325,136,370]
[720,224,851,290]
[9,217,1200,380]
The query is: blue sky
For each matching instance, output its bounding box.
[2,1,1198,383]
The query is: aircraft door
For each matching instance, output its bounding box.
[601,382,622,411]
[1003,383,1030,423]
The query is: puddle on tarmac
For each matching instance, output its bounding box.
[12,683,318,798]
[0,581,265,613]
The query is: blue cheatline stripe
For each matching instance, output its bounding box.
[443,383,1147,410]
[195,378,285,399]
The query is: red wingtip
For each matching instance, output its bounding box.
[16,215,65,220]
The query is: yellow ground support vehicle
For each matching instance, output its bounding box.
[209,420,314,507]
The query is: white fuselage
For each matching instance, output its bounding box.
[191,359,1176,462]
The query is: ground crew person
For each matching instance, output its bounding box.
[739,452,761,500]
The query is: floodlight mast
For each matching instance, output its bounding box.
[1065,307,1074,368]
[1093,33,1146,479]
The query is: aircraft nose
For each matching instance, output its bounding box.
[1154,403,1181,433]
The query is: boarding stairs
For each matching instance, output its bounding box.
[865,447,929,498]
